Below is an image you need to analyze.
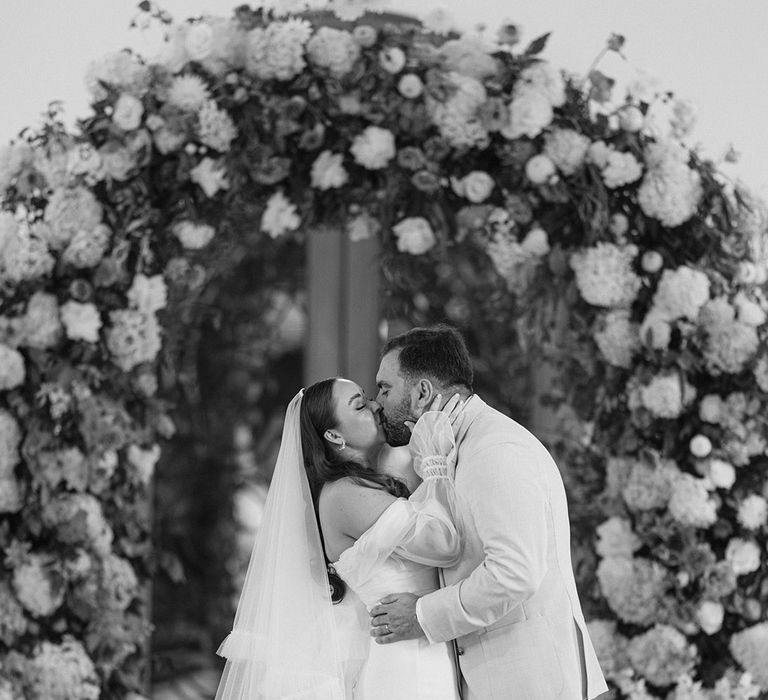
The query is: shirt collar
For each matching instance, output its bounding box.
[453,393,486,446]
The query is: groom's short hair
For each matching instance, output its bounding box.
[382,325,473,391]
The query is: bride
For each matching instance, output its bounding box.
[215,377,464,699]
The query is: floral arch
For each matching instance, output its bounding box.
[0,3,767,698]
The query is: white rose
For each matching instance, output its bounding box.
[261,190,300,239]
[737,495,768,530]
[690,434,713,458]
[587,140,611,169]
[392,217,436,255]
[112,93,143,131]
[653,266,710,321]
[185,22,214,61]
[525,154,557,184]
[618,105,644,132]
[0,344,25,390]
[708,458,736,489]
[697,600,724,635]
[502,88,553,139]
[725,538,761,576]
[310,150,349,191]
[734,292,767,327]
[641,250,664,273]
[521,227,550,257]
[379,46,406,74]
[699,394,722,423]
[190,157,229,197]
[127,274,167,314]
[456,171,495,203]
[173,221,215,250]
[398,74,424,99]
[60,301,102,343]
[350,126,396,170]
[127,444,161,484]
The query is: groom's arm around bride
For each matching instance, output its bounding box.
[370,325,608,700]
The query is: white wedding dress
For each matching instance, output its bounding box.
[332,480,462,700]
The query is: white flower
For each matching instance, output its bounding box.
[43,186,103,250]
[595,516,641,558]
[587,140,612,169]
[106,309,162,371]
[154,23,189,74]
[516,61,566,107]
[0,226,55,283]
[594,310,639,368]
[166,74,211,111]
[521,227,550,257]
[453,171,495,203]
[627,624,697,687]
[398,74,424,99]
[641,250,664,273]
[689,434,712,458]
[525,154,557,184]
[245,20,311,81]
[173,220,215,250]
[671,98,697,139]
[602,151,643,189]
[0,476,22,513]
[618,105,644,132]
[639,373,694,419]
[112,93,143,131]
[696,600,724,635]
[622,458,675,511]
[699,298,760,375]
[22,292,62,350]
[639,310,672,350]
[60,301,101,343]
[730,623,768,691]
[307,27,361,78]
[12,555,64,617]
[185,21,214,61]
[543,128,590,176]
[708,459,736,489]
[197,100,237,152]
[427,72,488,149]
[0,344,25,390]
[652,266,710,321]
[350,126,396,170]
[379,46,406,74]
[597,556,667,625]
[27,636,100,700]
[0,410,22,476]
[311,150,348,190]
[734,292,767,326]
[331,0,387,22]
[668,473,718,527]
[737,495,768,530]
[698,394,723,423]
[261,191,301,239]
[754,354,768,393]
[85,50,150,99]
[127,274,167,314]
[127,444,161,484]
[190,157,229,197]
[502,88,553,139]
[638,141,703,227]
[62,223,111,269]
[392,217,436,255]
[725,538,761,576]
[569,243,642,308]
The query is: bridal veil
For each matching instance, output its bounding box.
[215,390,348,700]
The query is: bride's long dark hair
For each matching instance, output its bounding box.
[299,378,409,602]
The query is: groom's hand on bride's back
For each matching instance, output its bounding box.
[369,593,423,644]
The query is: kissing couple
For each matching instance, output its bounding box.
[216,325,609,700]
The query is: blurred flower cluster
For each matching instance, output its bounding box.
[0,2,765,697]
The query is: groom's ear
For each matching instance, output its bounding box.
[413,378,435,408]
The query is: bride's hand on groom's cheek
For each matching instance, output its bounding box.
[369,593,424,644]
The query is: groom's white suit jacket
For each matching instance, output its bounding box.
[416,395,608,700]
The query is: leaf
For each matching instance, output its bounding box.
[524,32,551,56]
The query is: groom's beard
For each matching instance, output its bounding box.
[381,397,413,447]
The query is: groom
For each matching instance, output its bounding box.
[370,325,608,700]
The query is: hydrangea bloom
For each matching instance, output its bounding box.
[570,243,642,308]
